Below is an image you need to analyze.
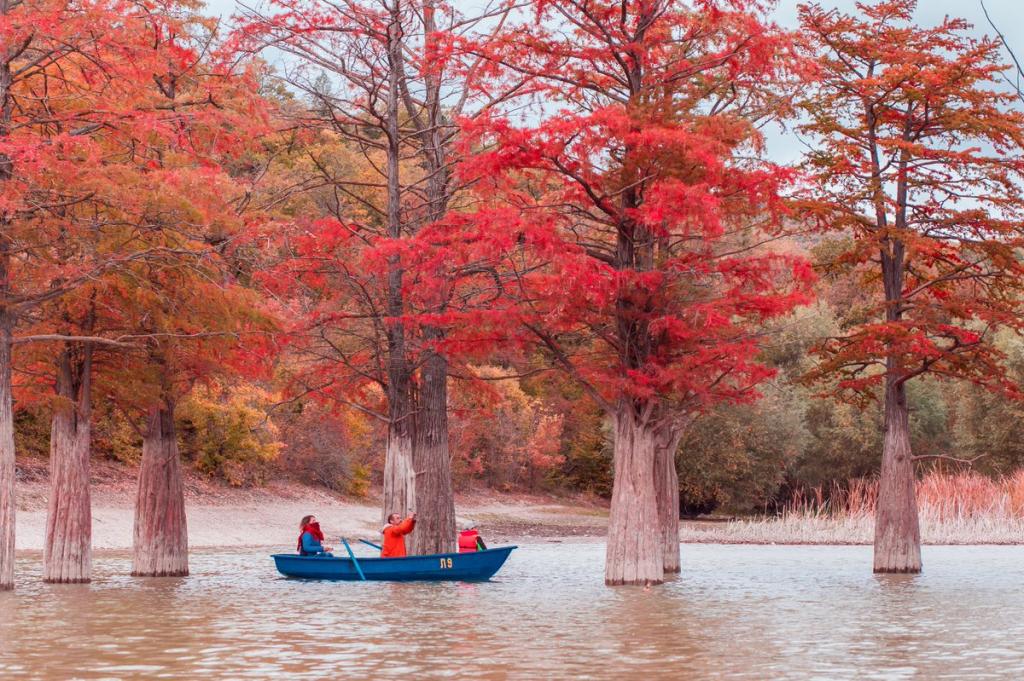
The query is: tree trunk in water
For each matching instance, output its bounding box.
[44,345,93,582]
[873,377,921,573]
[654,428,683,574]
[606,406,663,585]
[0,318,14,591]
[0,61,13,588]
[413,338,456,555]
[132,404,188,577]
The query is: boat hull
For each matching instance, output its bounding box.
[271,546,517,581]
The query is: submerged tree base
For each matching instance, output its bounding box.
[872,566,921,574]
[873,379,922,574]
[605,410,664,586]
[132,405,189,578]
[43,576,91,584]
[130,568,189,578]
[606,577,665,587]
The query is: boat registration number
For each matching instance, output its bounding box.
[439,558,453,569]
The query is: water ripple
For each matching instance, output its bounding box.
[1,544,1023,680]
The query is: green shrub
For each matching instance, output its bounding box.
[177,383,282,486]
[13,408,49,459]
[347,463,372,498]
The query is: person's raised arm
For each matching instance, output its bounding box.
[398,514,417,536]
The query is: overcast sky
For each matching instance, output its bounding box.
[207,0,1022,36]
[764,0,1023,160]
[206,0,1022,39]
[205,0,1024,161]
[774,0,1018,34]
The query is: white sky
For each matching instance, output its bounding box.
[205,0,1022,43]
[763,0,1022,161]
[204,0,1023,161]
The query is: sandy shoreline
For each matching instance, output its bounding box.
[12,457,612,552]
[14,496,611,552]
[13,457,1024,550]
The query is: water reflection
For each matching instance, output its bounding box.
[1,543,1023,680]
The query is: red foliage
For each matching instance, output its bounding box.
[437,0,812,420]
[239,0,534,433]
[2,0,275,411]
[797,0,1024,402]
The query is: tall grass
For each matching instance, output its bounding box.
[680,471,1024,545]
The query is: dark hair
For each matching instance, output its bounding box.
[300,515,314,530]
[388,513,400,523]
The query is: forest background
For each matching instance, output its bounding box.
[10,0,1024,522]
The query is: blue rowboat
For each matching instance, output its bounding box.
[271,546,517,582]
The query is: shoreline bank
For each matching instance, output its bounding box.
[12,456,612,551]
[13,456,1024,551]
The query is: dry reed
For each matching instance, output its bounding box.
[679,471,1024,545]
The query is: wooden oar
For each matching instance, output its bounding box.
[340,538,366,581]
[359,538,382,551]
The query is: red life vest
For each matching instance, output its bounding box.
[458,529,480,553]
[297,522,325,553]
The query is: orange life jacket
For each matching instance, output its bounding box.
[458,529,480,553]
[381,517,416,557]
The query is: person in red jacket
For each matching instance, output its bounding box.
[297,514,333,556]
[381,512,416,557]
[458,526,488,553]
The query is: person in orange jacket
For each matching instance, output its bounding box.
[381,512,416,557]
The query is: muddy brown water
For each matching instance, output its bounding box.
[1,543,1022,680]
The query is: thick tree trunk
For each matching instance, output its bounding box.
[873,377,921,573]
[654,428,683,574]
[606,405,663,586]
[413,337,456,555]
[382,426,415,527]
[379,0,420,539]
[0,317,13,591]
[0,48,14,591]
[132,403,188,577]
[43,346,93,583]
[404,6,456,556]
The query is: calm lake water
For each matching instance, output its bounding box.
[1,543,1022,680]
